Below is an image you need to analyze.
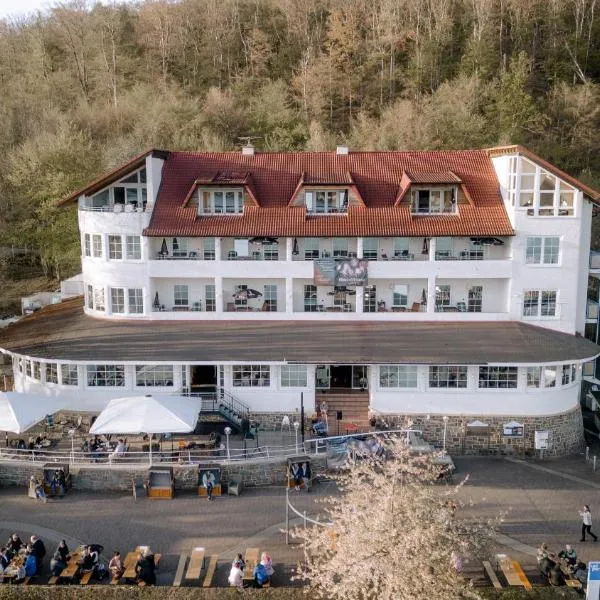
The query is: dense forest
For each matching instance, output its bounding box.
[1,0,600,306]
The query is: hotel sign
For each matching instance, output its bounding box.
[314,258,368,286]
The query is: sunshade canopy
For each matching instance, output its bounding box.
[0,392,63,434]
[89,394,201,435]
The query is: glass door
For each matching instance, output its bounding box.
[352,366,368,389]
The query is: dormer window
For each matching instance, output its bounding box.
[198,189,244,214]
[410,187,456,214]
[305,190,349,214]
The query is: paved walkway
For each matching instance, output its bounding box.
[2,453,600,585]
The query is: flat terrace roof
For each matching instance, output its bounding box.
[1,298,598,365]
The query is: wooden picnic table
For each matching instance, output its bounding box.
[185,547,205,580]
[2,554,25,581]
[243,547,259,582]
[123,547,161,582]
[497,555,532,590]
[60,549,83,580]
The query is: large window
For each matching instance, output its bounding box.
[205,284,216,312]
[379,365,418,388]
[392,285,408,308]
[61,364,78,386]
[526,367,541,388]
[393,238,410,257]
[304,239,319,260]
[468,286,482,312]
[174,285,189,307]
[86,365,125,387]
[126,236,141,260]
[544,366,557,388]
[199,189,244,214]
[86,284,94,310]
[264,284,278,312]
[111,288,125,313]
[518,158,575,217]
[203,237,216,260]
[31,361,41,380]
[281,365,308,387]
[128,289,143,314]
[435,285,451,310]
[333,238,348,258]
[233,365,270,387]
[46,363,58,384]
[478,366,518,389]
[363,238,379,260]
[111,168,147,211]
[429,366,467,388]
[108,235,123,260]
[135,365,174,387]
[363,285,377,312]
[94,287,105,312]
[523,290,557,317]
[305,190,348,214]
[411,188,456,214]
[304,285,317,312]
[525,237,560,265]
[92,234,102,258]
[84,234,91,257]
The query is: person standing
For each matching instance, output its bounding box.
[580,505,598,542]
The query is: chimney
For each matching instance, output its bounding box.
[336,145,349,155]
[242,144,255,156]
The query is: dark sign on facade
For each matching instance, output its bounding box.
[314,258,368,286]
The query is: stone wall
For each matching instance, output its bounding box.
[378,406,584,457]
[0,455,328,492]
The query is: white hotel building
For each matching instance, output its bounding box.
[1,145,599,455]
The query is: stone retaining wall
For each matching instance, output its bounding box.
[0,455,328,492]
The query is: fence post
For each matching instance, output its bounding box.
[286,488,289,545]
[594,456,597,472]
[586,446,590,462]
[303,510,307,530]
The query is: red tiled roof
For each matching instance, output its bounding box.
[145,150,515,237]
[404,170,462,184]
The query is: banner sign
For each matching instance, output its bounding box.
[314,258,368,286]
[587,561,600,599]
[534,430,550,450]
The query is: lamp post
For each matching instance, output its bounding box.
[224,426,232,460]
[68,429,75,464]
[293,421,300,454]
[442,416,448,453]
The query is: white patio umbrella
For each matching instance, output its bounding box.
[89,394,202,463]
[0,392,63,434]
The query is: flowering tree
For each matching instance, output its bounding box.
[292,436,497,600]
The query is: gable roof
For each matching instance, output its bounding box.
[145,149,514,237]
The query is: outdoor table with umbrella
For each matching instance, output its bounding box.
[89,394,202,464]
[0,392,63,435]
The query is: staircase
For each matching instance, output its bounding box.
[184,388,250,434]
[316,390,371,434]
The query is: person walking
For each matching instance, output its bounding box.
[580,505,598,542]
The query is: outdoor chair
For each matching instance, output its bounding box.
[281,416,291,432]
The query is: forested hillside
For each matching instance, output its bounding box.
[1,0,600,299]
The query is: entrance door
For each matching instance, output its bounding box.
[191,365,217,391]
[316,365,330,389]
[330,365,352,388]
[351,366,368,389]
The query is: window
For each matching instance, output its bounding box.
[518,158,575,217]
[174,285,189,307]
[562,364,572,385]
[126,236,141,260]
[379,365,418,388]
[363,285,377,312]
[281,365,308,387]
[304,285,317,312]
[234,284,247,308]
[544,366,557,388]
[198,189,244,214]
[478,366,518,389]
[86,365,125,387]
[108,235,123,260]
[92,234,102,258]
[84,234,91,257]
[233,365,270,387]
[468,286,482,313]
[411,188,456,214]
[304,239,319,260]
[135,365,174,387]
[393,238,409,257]
[61,364,78,386]
[46,363,58,384]
[172,238,188,257]
[429,366,467,388]
[205,284,216,312]
[32,361,41,380]
[525,237,559,265]
[128,288,143,314]
[264,246,278,260]
[523,290,557,317]
[264,284,277,312]
[526,367,541,388]
[27,360,33,377]
[435,285,451,309]
[203,237,215,260]
[363,238,379,260]
[333,238,348,258]
[571,363,577,383]
[305,190,348,214]
[94,287,105,311]
[392,285,408,308]
[111,288,125,313]
[435,237,453,260]
[86,284,94,310]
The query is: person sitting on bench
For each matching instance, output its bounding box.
[31,477,47,503]
[260,552,274,577]
[50,470,65,497]
[558,544,577,566]
[228,559,243,588]
[290,463,302,491]
[136,548,156,586]
[109,551,124,580]
[253,561,270,588]
[50,551,67,577]
[78,547,96,573]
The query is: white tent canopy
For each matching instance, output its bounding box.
[0,392,63,434]
[89,394,201,435]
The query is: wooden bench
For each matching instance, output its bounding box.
[482,560,502,589]
[48,576,59,585]
[202,555,218,587]
[172,554,188,587]
[243,547,259,582]
[185,547,205,580]
[79,571,94,585]
[497,555,531,590]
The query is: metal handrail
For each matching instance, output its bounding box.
[182,387,250,423]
